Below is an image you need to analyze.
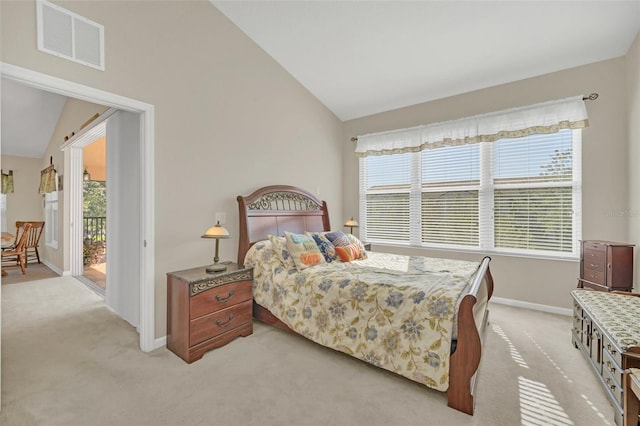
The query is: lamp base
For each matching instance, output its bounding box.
[206,263,227,273]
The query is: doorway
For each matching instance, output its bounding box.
[81,131,107,295]
[1,62,156,352]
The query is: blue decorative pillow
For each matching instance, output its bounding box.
[309,232,337,263]
[324,230,351,247]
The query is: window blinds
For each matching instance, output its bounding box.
[359,129,582,258]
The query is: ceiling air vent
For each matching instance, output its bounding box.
[36,0,104,71]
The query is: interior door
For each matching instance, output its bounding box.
[105,111,140,327]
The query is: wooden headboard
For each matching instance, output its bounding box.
[236,185,331,266]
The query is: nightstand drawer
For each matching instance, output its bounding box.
[190,300,252,346]
[190,281,252,319]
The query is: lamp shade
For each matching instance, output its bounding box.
[344,217,359,235]
[202,221,230,273]
[344,218,358,228]
[201,221,230,239]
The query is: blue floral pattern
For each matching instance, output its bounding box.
[245,240,481,392]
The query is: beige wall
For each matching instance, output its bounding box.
[0,1,343,337]
[0,155,43,231]
[343,58,630,310]
[628,32,640,290]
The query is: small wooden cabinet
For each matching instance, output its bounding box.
[167,264,253,363]
[579,240,634,292]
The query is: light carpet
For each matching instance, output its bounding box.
[1,277,615,425]
[1,263,58,285]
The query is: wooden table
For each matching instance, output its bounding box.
[624,368,640,425]
[1,232,14,276]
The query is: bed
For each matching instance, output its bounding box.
[237,185,494,415]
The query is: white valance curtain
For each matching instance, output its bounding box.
[355,96,589,157]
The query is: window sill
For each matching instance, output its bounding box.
[369,241,580,262]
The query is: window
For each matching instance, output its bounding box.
[45,191,58,248]
[359,129,582,258]
[0,194,6,232]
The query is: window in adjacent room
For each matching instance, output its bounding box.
[0,194,6,232]
[45,190,58,248]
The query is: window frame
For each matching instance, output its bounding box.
[45,190,58,249]
[359,129,582,260]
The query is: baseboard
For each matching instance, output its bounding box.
[491,296,572,317]
[41,259,64,276]
[154,336,167,350]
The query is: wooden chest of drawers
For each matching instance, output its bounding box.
[167,264,253,363]
[579,240,634,292]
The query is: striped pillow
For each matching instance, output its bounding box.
[335,243,361,262]
[324,230,351,247]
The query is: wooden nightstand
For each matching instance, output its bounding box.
[167,263,253,363]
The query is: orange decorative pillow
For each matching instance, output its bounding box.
[335,243,361,262]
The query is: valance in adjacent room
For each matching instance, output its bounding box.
[39,164,57,194]
[1,170,14,194]
[355,96,589,157]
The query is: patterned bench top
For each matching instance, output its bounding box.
[572,289,640,351]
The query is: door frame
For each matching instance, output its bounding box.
[1,62,156,352]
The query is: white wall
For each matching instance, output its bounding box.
[0,0,344,337]
[343,58,630,310]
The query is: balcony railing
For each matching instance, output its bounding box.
[84,216,106,243]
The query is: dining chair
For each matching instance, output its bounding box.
[17,221,45,265]
[1,221,23,252]
[1,223,32,274]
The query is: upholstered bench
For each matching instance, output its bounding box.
[571,289,640,425]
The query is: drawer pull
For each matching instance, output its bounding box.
[589,263,598,268]
[607,343,617,355]
[215,290,236,303]
[215,312,235,328]
[606,377,616,391]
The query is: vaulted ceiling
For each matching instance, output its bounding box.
[213,0,640,120]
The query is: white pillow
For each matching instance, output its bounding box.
[284,231,325,270]
[268,235,296,269]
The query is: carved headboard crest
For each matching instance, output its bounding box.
[247,191,322,211]
[237,185,331,266]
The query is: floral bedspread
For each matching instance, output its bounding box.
[244,241,481,391]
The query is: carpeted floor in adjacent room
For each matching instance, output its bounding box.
[1,277,615,426]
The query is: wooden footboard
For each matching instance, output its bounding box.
[447,256,494,415]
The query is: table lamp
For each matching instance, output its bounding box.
[201,221,230,273]
[344,217,359,234]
